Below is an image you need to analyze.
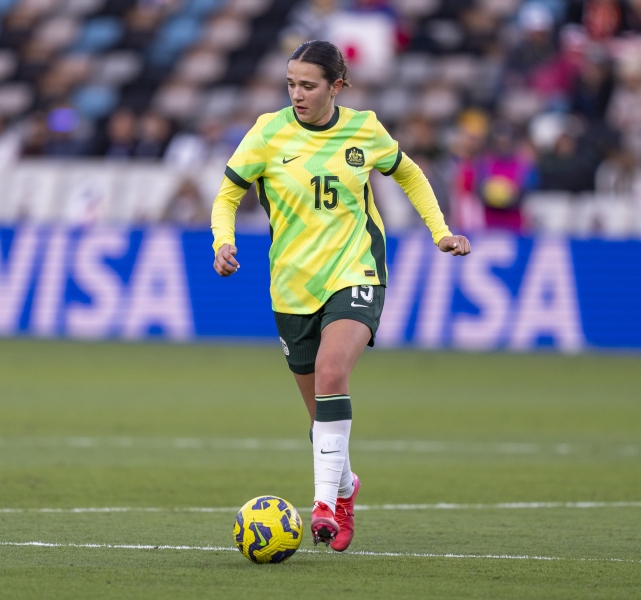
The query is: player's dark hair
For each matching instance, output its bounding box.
[289,40,351,88]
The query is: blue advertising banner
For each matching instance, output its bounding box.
[1,227,640,350]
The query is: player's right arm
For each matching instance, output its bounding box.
[211,176,246,276]
[211,114,269,276]
[214,243,239,276]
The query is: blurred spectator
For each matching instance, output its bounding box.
[43,105,92,157]
[0,7,39,48]
[406,0,473,55]
[567,0,624,40]
[449,109,491,230]
[571,45,614,120]
[133,111,171,159]
[122,6,163,51]
[281,0,339,52]
[21,112,49,157]
[396,115,451,219]
[505,3,557,90]
[526,25,586,110]
[398,114,445,161]
[606,49,641,158]
[459,4,500,55]
[0,116,21,166]
[164,116,229,169]
[595,147,641,194]
[37,69,75,110]
[16,40,52,84]
[161,178,209,225]
[622,0,641,31]
[538,119,596,192]
[103,107,137,158]
[473,121,538,231]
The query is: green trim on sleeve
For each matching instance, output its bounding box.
[381,149,403,177]
[224,166,252,190]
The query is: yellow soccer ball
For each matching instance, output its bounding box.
[233,496,303,563]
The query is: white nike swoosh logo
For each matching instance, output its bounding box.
[351,302,369,308]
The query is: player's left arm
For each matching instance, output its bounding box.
[435,234,471,256]
[391,153,471,256]
[371,115,470,256]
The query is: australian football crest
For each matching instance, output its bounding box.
[345,147,365,167]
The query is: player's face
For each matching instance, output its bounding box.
[287,60,343,126]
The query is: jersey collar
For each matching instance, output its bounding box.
[292,106,340,131]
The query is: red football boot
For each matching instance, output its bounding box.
[310,501,340,546]
[330,473,360,552]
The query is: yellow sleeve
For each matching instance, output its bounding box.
[225,115,268,187]
[211,176,247,253]
[391,153,452,245]
[371,116,402,174]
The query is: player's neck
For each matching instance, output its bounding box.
[309,102,336,127]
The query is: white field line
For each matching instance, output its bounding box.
[0,436,639,456]
[0,541,639,564]
[2,501,641,514]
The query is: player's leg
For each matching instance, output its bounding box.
[293,373,315,426]
[276,287,384,547]
[310,319,370,545]
[316,318,369,502]
[293,328,357,508]
[274,311,320,431]
[315,319,370,394]
[291,324,362,441]
[312,285,385,549]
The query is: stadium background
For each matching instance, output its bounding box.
[0,0,640,349]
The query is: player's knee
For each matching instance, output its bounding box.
[314,359,349,393]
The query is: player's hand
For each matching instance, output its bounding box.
[214,244,240,276]
[438,235,471,256]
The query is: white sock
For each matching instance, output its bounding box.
[313,394,352,513]
[338,449,354,499]
[309,426,354,498]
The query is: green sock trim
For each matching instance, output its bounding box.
[314,395,352,422]
[316,394,350,401]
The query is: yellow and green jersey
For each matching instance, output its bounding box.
[224,106,397,314]
[213,105,451,314]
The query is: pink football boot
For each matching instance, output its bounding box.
[311,501,340,546]
[330,473,360,552]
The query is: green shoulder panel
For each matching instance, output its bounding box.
[260,107,296,144]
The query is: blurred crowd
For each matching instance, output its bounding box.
[0,0,640,232]
[279,0,641,232]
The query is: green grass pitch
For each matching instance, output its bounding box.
[1,339,640,599]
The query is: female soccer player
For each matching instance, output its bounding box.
[211,40,471,551]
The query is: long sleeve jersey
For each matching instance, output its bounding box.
[212,106,451,314]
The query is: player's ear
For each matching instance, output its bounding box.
[331,79,343,97]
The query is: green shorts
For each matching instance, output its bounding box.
[273,285,385,375]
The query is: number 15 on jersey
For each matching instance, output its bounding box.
[311,176,340,210]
